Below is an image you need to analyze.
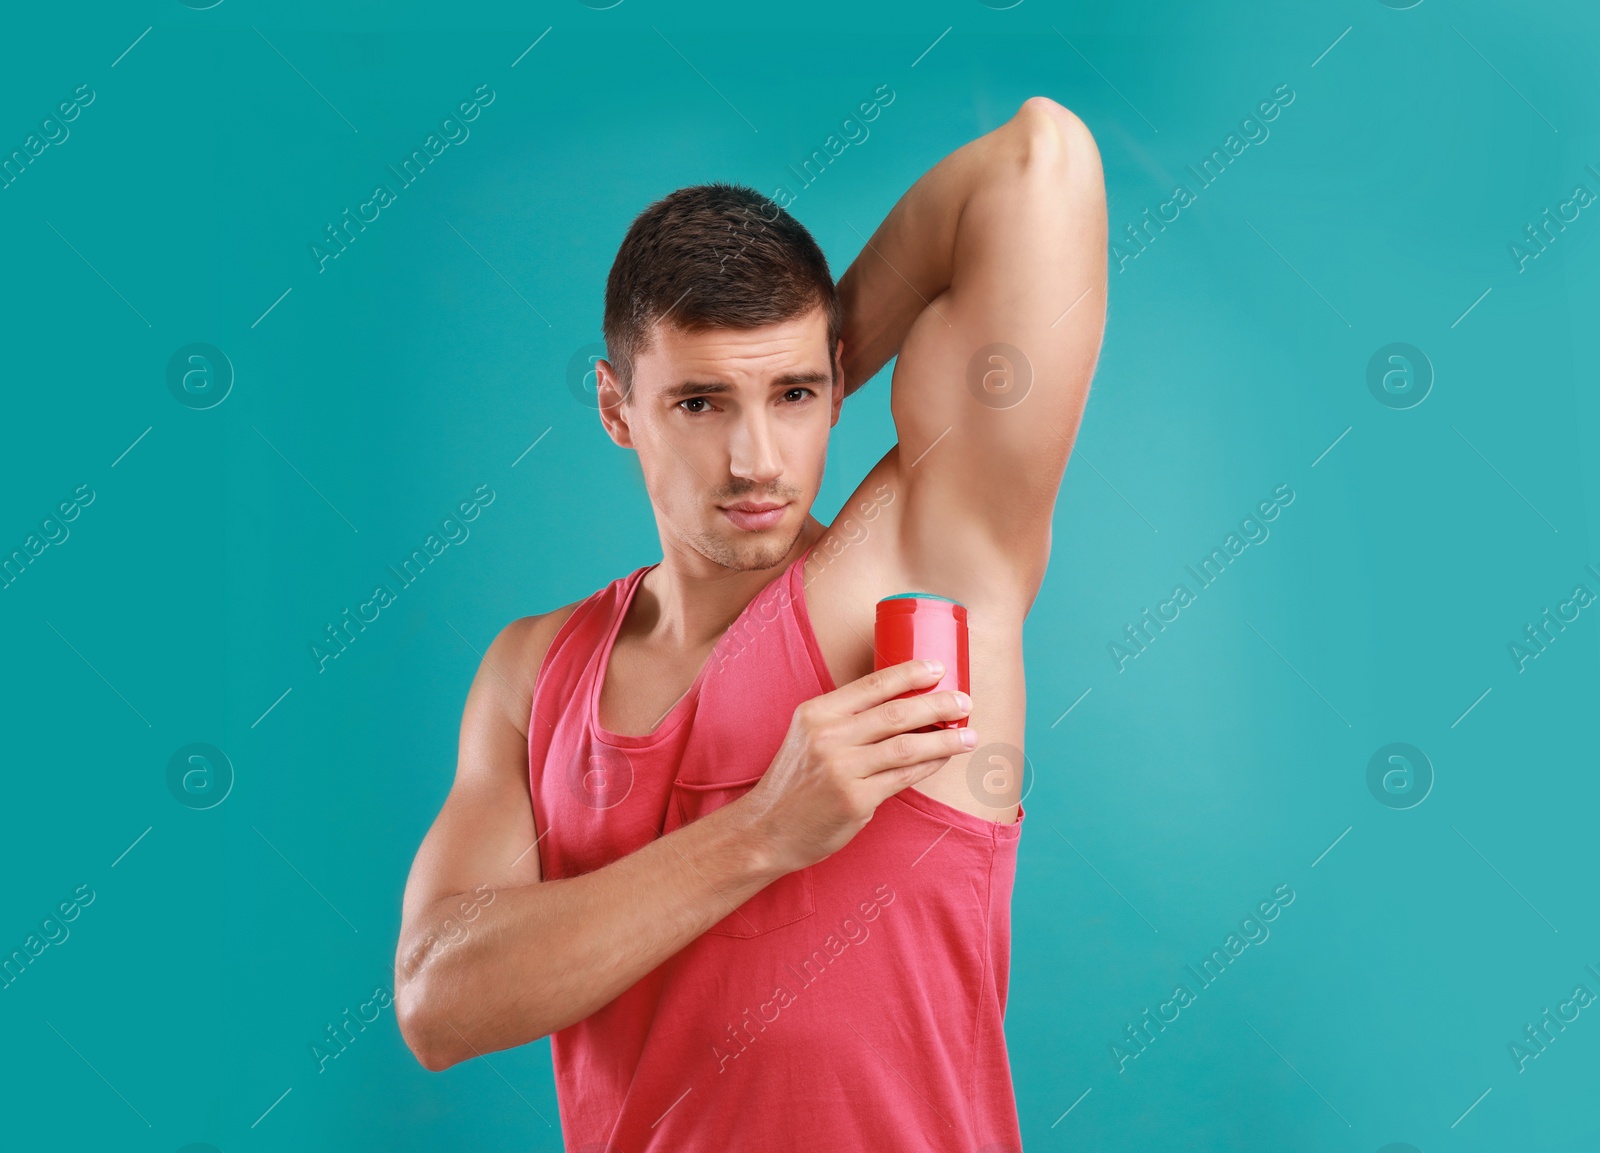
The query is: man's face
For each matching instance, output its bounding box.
[597,306,843,572]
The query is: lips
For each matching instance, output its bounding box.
[721,501,788,531]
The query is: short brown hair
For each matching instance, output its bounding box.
[603,183,841,401]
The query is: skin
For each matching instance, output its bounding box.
[395,95,1107,1070]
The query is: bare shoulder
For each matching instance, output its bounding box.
[475,599,587,740]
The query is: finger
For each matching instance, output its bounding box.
[850,688,971,745]
[861,752,957,807]
[827,659,945,716]
[859,726,977,781]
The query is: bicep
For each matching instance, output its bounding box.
[889,103,1107,598]
[399,619,546,935]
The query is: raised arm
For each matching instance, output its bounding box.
[836,97,1107,607]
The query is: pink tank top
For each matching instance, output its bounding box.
[528,542,1025,1152]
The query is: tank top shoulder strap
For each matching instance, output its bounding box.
[530,562,654,735]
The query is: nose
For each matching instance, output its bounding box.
[728,406,784,486]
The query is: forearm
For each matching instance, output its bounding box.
[396,795,780,1070]
[835,99,1081,396]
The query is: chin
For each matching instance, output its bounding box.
[701,520,801,572]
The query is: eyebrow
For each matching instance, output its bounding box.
[658,371,831,402]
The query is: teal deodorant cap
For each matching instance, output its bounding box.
[880,591,965,607]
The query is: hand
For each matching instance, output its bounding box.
[737,659,977,876]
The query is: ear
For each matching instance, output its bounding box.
[830,339,845,427]
[594,358,636,448]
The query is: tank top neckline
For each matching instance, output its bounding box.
[588,542,818,749]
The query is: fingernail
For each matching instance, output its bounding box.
[960,728,978,748]
[954,691,972,711]
[924,659,944,676]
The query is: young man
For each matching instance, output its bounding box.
[396,96,1106,1150]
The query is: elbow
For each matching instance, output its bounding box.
[395,979,468,1073]
[395,971,558,1072]
[1010,96,1100,180]
[1000,97,1105,226]
[409,1044,458,1074]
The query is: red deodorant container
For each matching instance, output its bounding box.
[873,593,970,732]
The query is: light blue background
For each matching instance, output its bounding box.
[2,1,1597,1150]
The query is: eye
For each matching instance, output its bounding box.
[677,397,712,414]
[783,388,816,403]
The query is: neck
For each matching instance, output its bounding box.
[635,515,827,650]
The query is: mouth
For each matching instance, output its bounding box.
[720,501,789,532]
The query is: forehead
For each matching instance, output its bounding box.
[635,307,830,383]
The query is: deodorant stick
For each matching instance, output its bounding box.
[873,593,970,732]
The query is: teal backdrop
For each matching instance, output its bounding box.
[3,1,1597,1150]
